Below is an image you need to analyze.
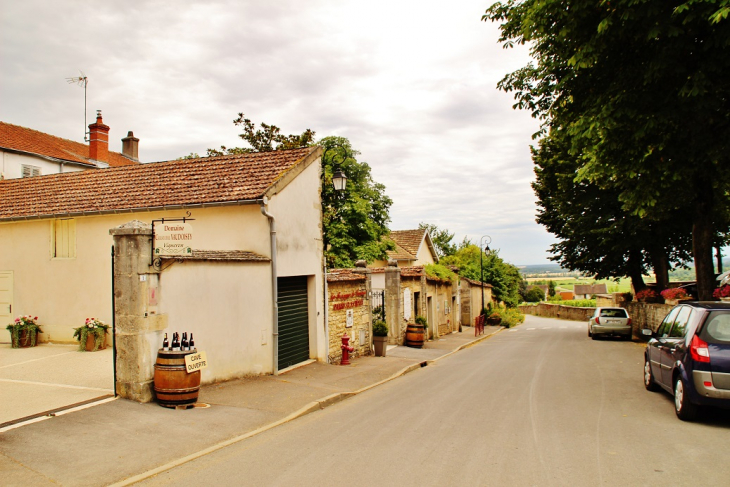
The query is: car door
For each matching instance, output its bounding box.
[650,307,680,387]
[659,306,693,385]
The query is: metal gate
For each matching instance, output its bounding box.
[371,290,385,322]
[277,276,310,370]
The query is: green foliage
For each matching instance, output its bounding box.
[6,316,42,348]
[484,0,730,299]
[418,223,457,257]
[495,308,525,328]
[441,243,524,307]
[524,287,545,303]
[424,263,457,283]
[415,315,427,327]
[548,280,556,297]
[553,299,596,308]
[72,318,110,352]
[208,113,316,154]
[320,136,393,268]
[372,320,388,337]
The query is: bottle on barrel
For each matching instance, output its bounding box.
[189,333,195,350]
[171,332,180,351]
[162,333,169,351]
[181,332,188,351]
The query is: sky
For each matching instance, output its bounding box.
[0,0,556,265]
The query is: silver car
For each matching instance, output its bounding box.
[588,307,632,340]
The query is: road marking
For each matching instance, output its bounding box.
[0,378,113,393]
[0,350,77,369]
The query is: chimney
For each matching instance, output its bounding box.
[88,110,110,163]
[122,131,140,161]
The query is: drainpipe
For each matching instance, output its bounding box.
[259,198,279,376]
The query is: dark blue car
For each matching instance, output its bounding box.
[643,302,730,421]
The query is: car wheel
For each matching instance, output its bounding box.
[644,359,659,392]
[591,333,597,340]
[674,376,699,421]
[588,328,592,337]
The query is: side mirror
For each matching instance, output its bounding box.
[641,328,654,338]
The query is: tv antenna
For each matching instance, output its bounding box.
[66,71,89,141]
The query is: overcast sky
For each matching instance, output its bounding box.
[0,0,557,265]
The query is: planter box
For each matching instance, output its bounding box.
[85,333,108,351]
[373,336,388,357]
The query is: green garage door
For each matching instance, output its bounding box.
[278,276,310,370]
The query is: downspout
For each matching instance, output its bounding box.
[260,199,279,375]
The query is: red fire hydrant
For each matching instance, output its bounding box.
[340,333,354,365]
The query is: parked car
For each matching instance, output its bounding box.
[588,307,632,340]
[643,302,730,421]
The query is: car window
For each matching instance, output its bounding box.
[600,309,628,318]
[658,307,680,337]
[669,306,692,338]
[700,312,730,344]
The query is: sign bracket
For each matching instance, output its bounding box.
[150,211,195,269]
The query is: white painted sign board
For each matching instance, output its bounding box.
[154,222,194,256]
[404,289,412,321]
[184,351,208,373]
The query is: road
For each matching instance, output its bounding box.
[138,315,730,486]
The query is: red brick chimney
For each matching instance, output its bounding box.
[88,110,109,163]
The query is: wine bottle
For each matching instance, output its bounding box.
[162,333,169,351]
[189,333,195,350]
[171,332,180,351]
[181,332,188,351]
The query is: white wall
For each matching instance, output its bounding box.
[1,150,85,179]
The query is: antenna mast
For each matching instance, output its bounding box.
[66,72,89,141]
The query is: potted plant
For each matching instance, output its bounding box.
[406,316,427,348]
[372,320,388,357]
[635,289,660,303]
[486,312,502,326]
[6,315,42,348]
[714,285,730,302]
[660,287,690,305]
[73,318,110,351]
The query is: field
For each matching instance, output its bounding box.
[525,277,633,293]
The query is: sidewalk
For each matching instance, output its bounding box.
[0,326,502,487]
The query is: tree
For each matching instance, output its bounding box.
[548,280,556,297]
[418,223,457,257]
[207,113,316,155]
[441,242,525,307]
[320,136,393,268]
[209,114,393,268]
[524,287,545,303]
[485,0,730,299]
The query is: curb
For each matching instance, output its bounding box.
[111,329,502,486]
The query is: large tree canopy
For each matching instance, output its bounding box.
[485,0,730,298]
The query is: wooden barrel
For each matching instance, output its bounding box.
[153,349,201,408]
[405,324,425,348]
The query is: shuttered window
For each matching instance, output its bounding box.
[52,219,76,258]
[22,165,41,178]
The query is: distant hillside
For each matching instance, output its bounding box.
[519,264,583,278]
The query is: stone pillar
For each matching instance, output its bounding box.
[353,260,373,351]
[384,260,401,345]
[110,221,168,402]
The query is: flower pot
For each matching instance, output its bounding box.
[85,333,107,351]
[373,336,388,357]
[720,297,730,303]
[18,329,35,348]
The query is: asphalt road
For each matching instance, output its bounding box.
[138,315,730,486]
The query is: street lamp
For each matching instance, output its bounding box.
[332,169,347,192]
[480,235,492,315]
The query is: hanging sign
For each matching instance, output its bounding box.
[404,289,412,321]
[184,351,208,373]
[154,222,194,256]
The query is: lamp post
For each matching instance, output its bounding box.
[480,235,492,315]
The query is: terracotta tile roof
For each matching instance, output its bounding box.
[0,121,138,168]
[327,269,367,282]
[386,243,417,261]
[463,277,493,288]
[389,229,427,256]
[161,250,269,262]
[0,147,319,220]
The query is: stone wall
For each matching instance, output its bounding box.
[518,303,594,322]
[328,278,370,363]
[626,302,672,335]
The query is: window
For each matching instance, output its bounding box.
[600,308,628,318]
[669,306,692,338]
[52,219,76,258]
[700,312,730,344]
[658,307,680,337]
[22,164,41,178]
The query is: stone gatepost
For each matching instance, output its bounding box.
[110,221,168,402]
[384,260,401,345]
[353,260,373,350]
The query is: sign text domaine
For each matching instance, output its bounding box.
[154,222,194,256]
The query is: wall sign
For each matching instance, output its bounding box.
[346,309,354,328]
[154,222,194,256]
[330,289,365,311]
[184,351,208,373]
